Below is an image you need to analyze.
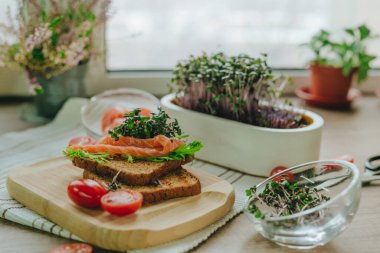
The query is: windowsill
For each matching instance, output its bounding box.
[1,67,379,97]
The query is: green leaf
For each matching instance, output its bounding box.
[139,140,204,162]
[176,134,190,139]
[123,154,134,163]
[40,10,47,22]
[35,87,44,95]
[48,16,64,29]
[51,33,59,46]
[87,11,96,22]
[345,28,355,37]
[63,147,111,164]
[59,50,65,58]
[342,60,353,76]
[85,28,93,37]
[8,44,20,58]
[66,9,73,20]
[358,24,371,40]
[32,48,44,62]
[357,64,369,83]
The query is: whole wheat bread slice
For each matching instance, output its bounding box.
[83,168,201,204]
[72,156,192,186]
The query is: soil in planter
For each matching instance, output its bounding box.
[302,114,313,126]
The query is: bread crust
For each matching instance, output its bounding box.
[72,156,192,186]
[83,168,201,205]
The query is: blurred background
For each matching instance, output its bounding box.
[0,0,379,96]
[106,0,380,71]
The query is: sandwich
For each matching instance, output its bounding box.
[64,107,203,205]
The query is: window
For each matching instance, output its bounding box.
[1,0,379,96]
[106,0,380,71]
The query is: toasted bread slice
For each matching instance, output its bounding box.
[83,168,201,204]
[72,156,192,186]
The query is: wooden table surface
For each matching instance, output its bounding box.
[1,98,380,253]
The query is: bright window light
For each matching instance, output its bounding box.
[106,0,380,71]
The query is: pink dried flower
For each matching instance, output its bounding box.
[0,0,110,93]
[25,24,52,52]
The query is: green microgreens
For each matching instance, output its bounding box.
[246,179,330,224]
[171,52,306,129]
[108,108,182,140]
[108,170,122,192]
[63,147,110,164]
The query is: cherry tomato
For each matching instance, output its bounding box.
[269,166,294,182]
[67,179,107,208]
[49,243,92,253]
[101,190,143,216]
[68,136,96,146]
[270,166,287,176]
[323,154,355,173]
[334,154,354,163]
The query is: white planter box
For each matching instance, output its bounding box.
[161,93,324,176]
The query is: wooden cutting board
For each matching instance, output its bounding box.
[6,157,235,251]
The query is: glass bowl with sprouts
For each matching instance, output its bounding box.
[244,160,361,249]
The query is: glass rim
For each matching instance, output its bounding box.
[246,159,361,222]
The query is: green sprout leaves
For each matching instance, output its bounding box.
[305,24,377,83]
[108,108,182,140]
[246,179,330,224]
[171,53,305,129]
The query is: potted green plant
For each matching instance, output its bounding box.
[304,25,376,103]
[0,0,110,120]
[161,53,324,176]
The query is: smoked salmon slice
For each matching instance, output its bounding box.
[101,106,126,134]
[71,135,183,157]
[98,135,183,150]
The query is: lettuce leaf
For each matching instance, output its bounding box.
[138,140,204,162]
[63,141,204,163]
[63,147,111,164]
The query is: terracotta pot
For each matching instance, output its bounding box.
[309,64,356,101]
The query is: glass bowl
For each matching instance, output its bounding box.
[81,88,160,139]
[244,160,361,249]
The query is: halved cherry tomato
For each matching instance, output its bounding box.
[67,179,107,208]
[49,243,92,253]
[335,154,354,163]
[323,154,355,173]
[270,166,287,176]
[269,166,294,182]
[101,190,143,216]
[68,136,96,146]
